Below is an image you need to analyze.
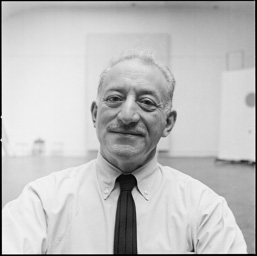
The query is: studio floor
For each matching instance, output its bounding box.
[2,153,255,253]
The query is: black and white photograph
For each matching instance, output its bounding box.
[2,1,255,254]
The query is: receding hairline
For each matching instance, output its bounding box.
[101,58,169,84]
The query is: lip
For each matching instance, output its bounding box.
[110,130,144,137]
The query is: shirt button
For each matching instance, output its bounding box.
[144,190,149,195]
[104,189,109,194]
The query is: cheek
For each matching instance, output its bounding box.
[96,109,114,130]
[145,114,166,132]
[149,124,166,142]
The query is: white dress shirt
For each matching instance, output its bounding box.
[2,153,247,254]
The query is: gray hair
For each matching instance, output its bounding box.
[97,49,176,112]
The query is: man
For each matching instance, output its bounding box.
[2,50,247,254]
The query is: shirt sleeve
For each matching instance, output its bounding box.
[2,182,48,254]
[195,190,247,254]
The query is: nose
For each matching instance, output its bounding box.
[117,96,140,125]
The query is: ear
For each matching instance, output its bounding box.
[91,101,98,128]
[162,110,177,137]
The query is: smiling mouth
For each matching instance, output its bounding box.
[110,131,144,137]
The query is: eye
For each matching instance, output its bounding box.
[106,96,123,103]
[138,98,157,111]
[105,95,123,107]
[140,99,155,106]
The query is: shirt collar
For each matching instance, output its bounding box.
[95,152,159,201]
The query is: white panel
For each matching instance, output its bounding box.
[218,68,255,161]
[85,34,171,151]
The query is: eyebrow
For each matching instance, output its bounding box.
[105,86,161,100]
[137,88,161,98]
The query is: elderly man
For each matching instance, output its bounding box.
[2,50,247,254]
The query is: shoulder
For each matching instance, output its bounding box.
[16,159,97,204]
[158,163,225,204]
[34,158,96,187]
[159,163,205,188]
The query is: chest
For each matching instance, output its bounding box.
[47,189,195,253]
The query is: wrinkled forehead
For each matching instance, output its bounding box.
[102,59,168,89]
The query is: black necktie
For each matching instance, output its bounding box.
[114,174,137,254]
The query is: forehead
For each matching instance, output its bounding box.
[102,59,168,94]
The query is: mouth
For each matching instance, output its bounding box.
[110,130,145,137]
[107,125,147,137]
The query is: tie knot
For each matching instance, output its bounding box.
[117,174,137,192]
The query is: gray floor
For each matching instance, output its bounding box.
[2,153,255,253]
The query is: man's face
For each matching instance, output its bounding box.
[91,59,176,171]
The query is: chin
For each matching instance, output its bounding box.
[110,145,143,160]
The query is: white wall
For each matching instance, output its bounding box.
[2,3,255,157]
